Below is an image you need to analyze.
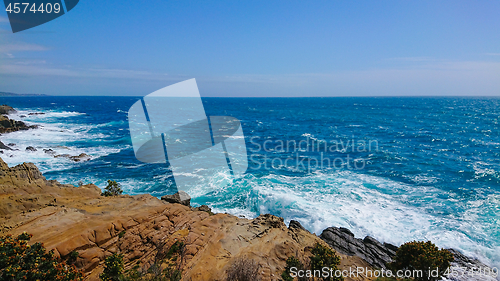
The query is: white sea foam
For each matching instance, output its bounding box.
[206,170,500,269]
[2,106,499,272]
[0,109,128,173]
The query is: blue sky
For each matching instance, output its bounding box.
[1,0,499,96]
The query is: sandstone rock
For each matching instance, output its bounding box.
[192,204,213,215]
[320,226,397,269]
[288,220,306,231]
[26,146,37,152]
[161,191,191,206]
[0,158,376,281]
[0,105,15,115]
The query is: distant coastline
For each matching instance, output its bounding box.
[0,91,48,97]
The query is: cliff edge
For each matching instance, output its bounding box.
[0,157,375,281]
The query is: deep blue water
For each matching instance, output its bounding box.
[1,96,499,268]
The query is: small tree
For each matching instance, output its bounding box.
[100,253,124,281]
[388,241,454,281]
[281,256,307,281]
[67,250,79,264]
[0,232,83,281]
[282,243,342,281]
[102,180,123,197]
[310,242,342,281]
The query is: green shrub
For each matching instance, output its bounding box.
[100,253,124,281]
[115,240,183,281]
[281,256,307,281]
[118,231,126,239]
[281,243,342,281]
[310,242,342,281]
[165,242,184,260]
[67,250,79,264]
[388,241,454,281]
[102,180,123,197]
[158,262,181,281]
[0,232,83,281]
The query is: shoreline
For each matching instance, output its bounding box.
[1,102,499,280]
[0,156,497,281]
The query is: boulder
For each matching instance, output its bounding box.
[0,114,37,134]
[288,220,307,231]
[0,105,15,115]
[161,191,191,206]
[192,204,213,215]
[0,141,12,150]
[26,146,37,152]
[69,153,91,162]
[445,249,498,281]
[320,226,397,269]
[43,149,56,155]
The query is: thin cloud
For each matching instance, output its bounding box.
[386,57,436,62]
[1,60,499,96]
[0,43,49,53]
[0,64,181,81]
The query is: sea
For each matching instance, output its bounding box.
[1,96,499,269]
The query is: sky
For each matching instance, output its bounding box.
[0,0,499,97]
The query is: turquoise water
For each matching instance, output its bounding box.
[1,96,499,268]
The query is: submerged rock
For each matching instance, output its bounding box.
[43,148,55,155]
[68,153,91,162]
[53,153,91,162]
[28,112,45,116]
[54,154,70,158]
[26,146,37,152]
[0,141,12,150]
[161,191,191,206]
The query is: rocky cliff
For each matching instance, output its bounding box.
[0,157,376,281]
[0,105,37,134]
[319,227,397,269]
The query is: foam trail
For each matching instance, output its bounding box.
[0,109,129,173]
[204,171,500,269]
